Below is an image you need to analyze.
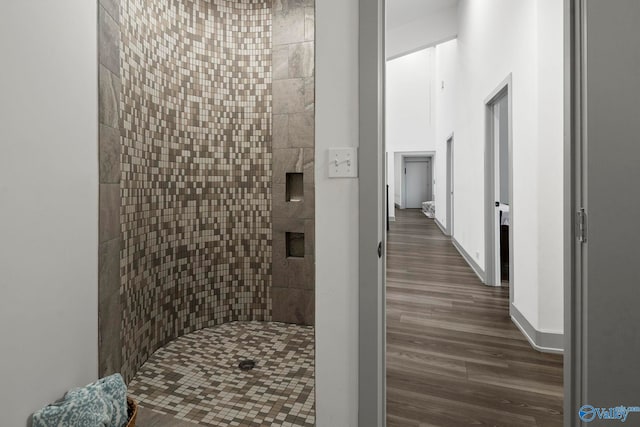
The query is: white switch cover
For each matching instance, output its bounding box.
[328,148,358,178]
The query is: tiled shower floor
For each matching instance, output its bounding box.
[128,322,315,426]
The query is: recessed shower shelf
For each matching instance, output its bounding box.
[286,232,305,258]
[286,173,304,202]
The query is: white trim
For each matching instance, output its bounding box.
[451,237,486,284]
[445,135,454,237]
[484,75,514,294]
[564,0,579,424]
[358,0,385,424]
[434,218,447,235]
[511,304,564,354]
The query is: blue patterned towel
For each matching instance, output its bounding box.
[32,374,128,427]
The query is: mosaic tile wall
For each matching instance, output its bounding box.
[119,0,273,380]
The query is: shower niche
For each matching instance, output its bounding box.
[286,172,304,202]
[286,232,305,258]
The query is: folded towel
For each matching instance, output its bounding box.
[66,374,128,426]
[32,374,128,427]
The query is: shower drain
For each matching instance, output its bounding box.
[238,359,256,371]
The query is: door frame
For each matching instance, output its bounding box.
[484,75,513,293]
[445,135,454,236]
[401,153,435,209]
[358,1,579,425]
[358,0,385,425]
[565,0,582,425]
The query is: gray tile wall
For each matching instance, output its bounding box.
[118,0,273,381]
[98,0,123,377]
[271,0,315,325]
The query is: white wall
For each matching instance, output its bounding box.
[536,0,564,333]
[0,1,99,425]
[454,0,563,334]
[315,0,359,425]
[386,5,458,60]
[386,49,436,217]
[434,39,457,228]
[386,43,457,224]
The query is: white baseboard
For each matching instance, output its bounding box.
[451,237,486,284]
[510,303,564,354]
[434,218,447,235]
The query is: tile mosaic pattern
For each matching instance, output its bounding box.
[119,0,273,380]
[128,322,315,426]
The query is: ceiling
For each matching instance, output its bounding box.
[386,0,459,31]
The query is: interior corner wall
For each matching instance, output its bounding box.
[455,0,564,335]
[456,0,540,326]
[385,48,436,218]
[434,39,457,229]
[0,1,99,425]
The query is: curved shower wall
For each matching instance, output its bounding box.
[119,0,273,380]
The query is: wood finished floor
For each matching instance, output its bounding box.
[136,407,198,427]
[386,209,563,427]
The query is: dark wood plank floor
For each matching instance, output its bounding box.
[386,209,563,427]
[136,407,198,427]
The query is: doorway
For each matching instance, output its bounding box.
[403,156,433,209]
[446,136,454,236]
[359,0,612,426]
[484,76,513,291]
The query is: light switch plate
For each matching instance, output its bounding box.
[328,148,358,178]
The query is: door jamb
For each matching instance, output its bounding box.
[358,0,385,425]
[446,134,454,236]
[565,0,581,424]
[484,75,513,297]
[359,0,580,423]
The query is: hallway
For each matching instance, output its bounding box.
[386,209,563,426]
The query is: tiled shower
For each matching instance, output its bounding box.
[97,0,315,423]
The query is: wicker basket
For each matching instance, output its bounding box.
[126,397,138,427]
